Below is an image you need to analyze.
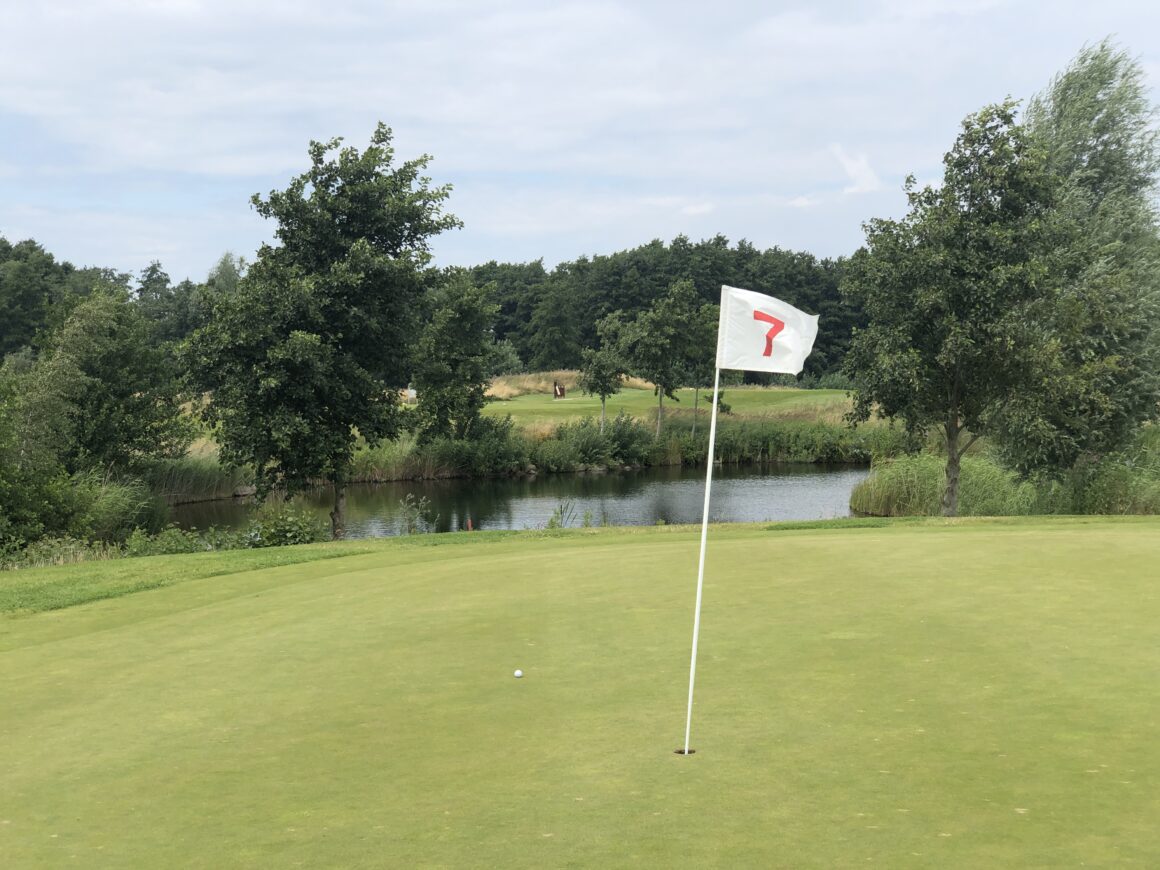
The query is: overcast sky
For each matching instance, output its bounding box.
[2,0,1158,284]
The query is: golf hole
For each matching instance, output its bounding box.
[673,748,696,755]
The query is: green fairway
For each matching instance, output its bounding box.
[3,518,1159,867]
[483,385,849,428]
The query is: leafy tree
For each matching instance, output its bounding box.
[205,252,247,297]
[469,259,546,361]
[843,100,1057,516]
[0,238,66,356]
[47,290,192,470]
[188,124,460,538]
[0,355,78,547]
[993,40,1160,473]
[526,275,582,370]
[134,262,206,343]
[412,274,498,442]
[617,279,700,435]
[684,301,720,436]
[484,337,524,377]
[578,316,627,433]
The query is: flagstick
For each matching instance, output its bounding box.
[681,366,722,755]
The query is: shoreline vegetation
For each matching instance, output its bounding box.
[142,377,901,508]
[3,377,1156,572]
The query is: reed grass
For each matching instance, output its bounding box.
[852,454,1045,517]
[134,455,253,504]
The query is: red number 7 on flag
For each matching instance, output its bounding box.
[753,310,785,357]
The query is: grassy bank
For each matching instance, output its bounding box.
[3,518,1159,866]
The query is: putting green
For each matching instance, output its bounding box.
[2,519,1159,867]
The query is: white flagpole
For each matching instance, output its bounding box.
[681,365,722,755]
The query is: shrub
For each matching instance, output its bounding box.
[605,412,652,466]
[533,438,580,473]
[553,418,612,467]
[243,505,327,547]
[397,493,439,534]
[0,535,120,569]
[124,525,211,556]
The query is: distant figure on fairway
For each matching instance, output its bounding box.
[553,381,566,399]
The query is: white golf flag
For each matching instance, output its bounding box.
[716,285,819,374]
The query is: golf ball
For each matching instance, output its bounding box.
[514,669,523,678]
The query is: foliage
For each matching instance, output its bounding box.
[546,498,578,529]
[613,279,700,435]
[135,261,212,343]
[475,235,857,380]
[412,274,498,442]
[849,454,1040,517]
[187,123,460,538]
[843,100,1057,516]
[851,425,1160,518]
[133,454,253,504]
[993,40,1160,473]
[577,341,626,432]
[525,275,583,370]
[397,493,438,535]
[241,504,328,547]
[46,290,193,470]
[485,337,524,376]
[414,415,529,478]
[603,412,654,466]
[0,238,61,356]
[0,357,78,547]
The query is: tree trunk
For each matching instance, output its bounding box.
[330,482,347,539]
[600,397,606,434]
[941,423,961,517]
[656,391,664,437]
[692,387,700,437]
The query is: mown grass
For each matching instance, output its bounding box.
[2,518,1159,867]
[484,379,851,428]
[0,540,384,617]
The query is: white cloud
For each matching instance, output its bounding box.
[828,144,883,194]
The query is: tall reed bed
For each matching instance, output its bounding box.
[850,430,1160,517]
[850,454,1039,517]
[135,455,253,504]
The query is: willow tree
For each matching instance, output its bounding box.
[843,101,1057,516]
[188,124,460,538]
[993,40,1160,474]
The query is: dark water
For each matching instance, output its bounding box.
[171,464,869,538]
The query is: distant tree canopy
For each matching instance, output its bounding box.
[471,235,854,380]
[0,238,134,357]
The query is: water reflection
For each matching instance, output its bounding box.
[171,464,869,538]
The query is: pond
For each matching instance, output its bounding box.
[171,464,870,538]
